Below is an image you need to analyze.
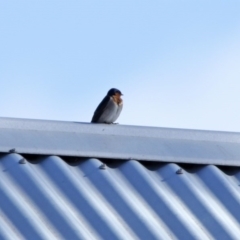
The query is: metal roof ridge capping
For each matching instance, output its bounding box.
[1,117,240,166]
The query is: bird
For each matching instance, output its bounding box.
[91,88,123,124]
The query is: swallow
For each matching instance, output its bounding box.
[91,88,123,124]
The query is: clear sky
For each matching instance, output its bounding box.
[1,1,240,132]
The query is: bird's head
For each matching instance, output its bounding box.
[107,88,123,97]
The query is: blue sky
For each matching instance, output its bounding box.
[1,1,240,131]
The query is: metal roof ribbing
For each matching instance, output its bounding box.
[1,117,240,166]
[1,154,240,240]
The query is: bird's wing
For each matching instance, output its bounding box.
[91,96,110,123]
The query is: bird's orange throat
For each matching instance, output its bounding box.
[112,95,123,105]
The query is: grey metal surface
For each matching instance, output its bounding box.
[1,117,240,166]
[1,153,240,240]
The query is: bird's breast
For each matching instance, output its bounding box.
[98,98,119,123]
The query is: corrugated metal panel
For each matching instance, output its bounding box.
[1,153,240,240]
[1,117,240,166]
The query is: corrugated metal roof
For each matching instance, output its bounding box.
[1,153,240,240]
[1,117,240,166]
[2,117,240,240]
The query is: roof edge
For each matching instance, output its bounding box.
[1,117,240,166]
